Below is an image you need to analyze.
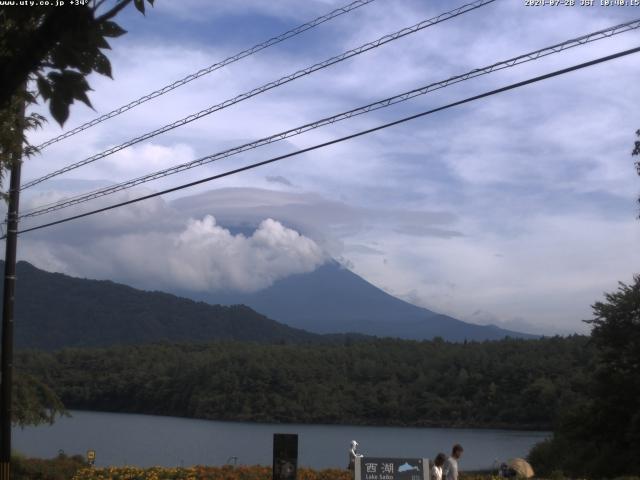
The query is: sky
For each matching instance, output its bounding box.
[11,0,640,335]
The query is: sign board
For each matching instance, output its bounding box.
[356,456,430,480]
[273,433,298,480]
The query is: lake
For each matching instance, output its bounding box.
[14,410,549,470]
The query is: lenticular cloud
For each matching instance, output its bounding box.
[18,187,329,293]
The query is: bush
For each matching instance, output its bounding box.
[528,437,564,477]
[12,452,87,480]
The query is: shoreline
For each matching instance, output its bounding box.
[61,407,554,432]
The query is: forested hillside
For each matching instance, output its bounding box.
[5,261,329,349]
[4,261,533,349]
[19,335,592,429]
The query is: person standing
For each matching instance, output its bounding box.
[431,453,447,480]
[347,440,363,472]
[443,444,463,480]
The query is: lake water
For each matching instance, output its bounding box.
[14,410,549,470]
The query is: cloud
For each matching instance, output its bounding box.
[168,187,460,250]
[19,211,327,293]
[265,175,294,187]
[351,213,640,335]
[152,0,346,24]
[15,185,460,292]
[393,224,463,238]
[469,310,577,337]
[101,143,197,177]
[342,244,384,255]
[167,215,327,292]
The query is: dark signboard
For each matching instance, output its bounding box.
[355,456,430,480]
[273,433,298,480]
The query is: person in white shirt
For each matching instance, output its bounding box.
[443,444,464,480]
[431,453,447,480]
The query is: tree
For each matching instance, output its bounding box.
[0,90,44,195]
[530,131,640,478]
[584,276,640,469]
[0,0,154,125]
[0,0,155,187]
[633,130,640,215]
[0,0,154,428]
[13,373,66,427]
[529,276,640,478]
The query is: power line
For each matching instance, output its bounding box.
[19,17,640,220]
[14,45,640,237]
[20,16,637,217]
[33,0,378,151]
[21,0,496,191]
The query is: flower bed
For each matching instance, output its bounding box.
[71,465,352,480]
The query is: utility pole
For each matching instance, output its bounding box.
[0,92,25,480]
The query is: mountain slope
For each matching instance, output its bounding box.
[186,261,535,341]
[3,261,323,350]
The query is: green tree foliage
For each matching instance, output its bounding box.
[0,88,45,195]
[634,130,640,214]
[13,372,67,427]
[529,276,640,478]
[0,0,154,125]
[19,336,592,430]
[587,276,640,450]
[0,0,155,191]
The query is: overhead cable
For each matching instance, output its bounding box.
[34,0,378,151]
[19,18,640,219]
[21,0,496,191]
[14,45,640,237]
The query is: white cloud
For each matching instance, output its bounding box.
[168,215,327,291]
[346,212,640,334]
[19,210,327,294]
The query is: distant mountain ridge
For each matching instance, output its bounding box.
[168,189,535,341]
[3,261,332,351]
[183,261,536,341]
[3,259,533,349]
